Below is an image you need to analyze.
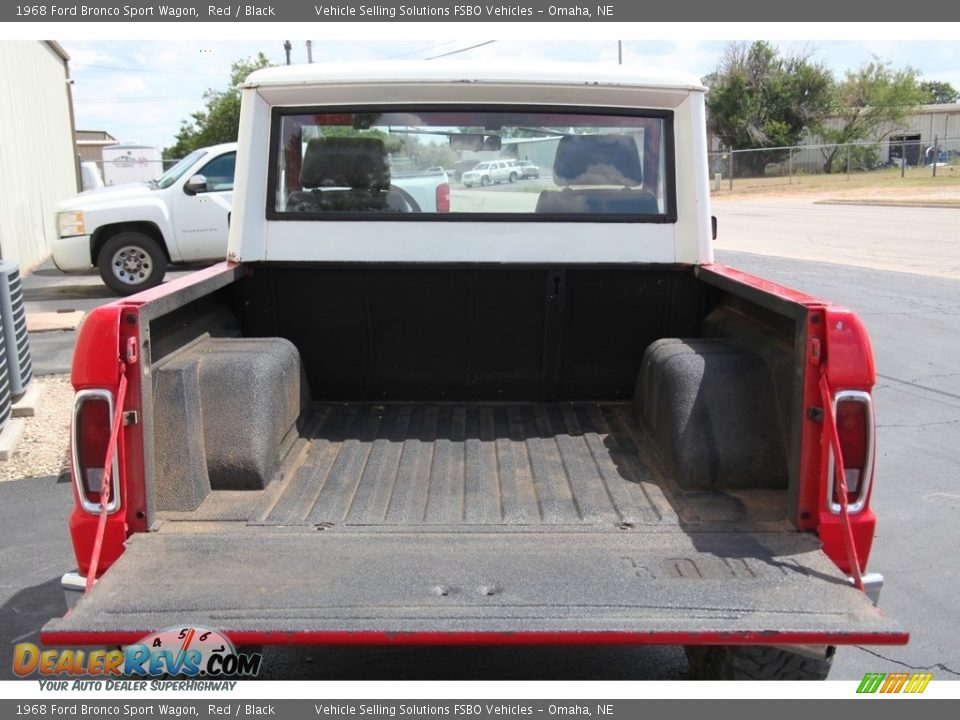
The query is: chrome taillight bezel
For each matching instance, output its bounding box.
[71,388,122,515]
[826,390,875,514]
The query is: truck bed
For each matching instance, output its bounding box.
[45,267,907,647]
[47,406,904,643]
[160,402,787,529]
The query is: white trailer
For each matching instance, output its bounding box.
[101,143,162,186]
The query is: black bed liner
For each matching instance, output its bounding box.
[159,402,787,527]
[44,402,905,644]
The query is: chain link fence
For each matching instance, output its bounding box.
[708,136,960,192]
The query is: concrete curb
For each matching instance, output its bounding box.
[26,310,85,333]
[814,199,960,209]
[0,418,26,461]
[12,381,46,418]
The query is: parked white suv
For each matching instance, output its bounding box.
[461,159,520,187]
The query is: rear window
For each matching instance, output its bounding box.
[269,108,675,220]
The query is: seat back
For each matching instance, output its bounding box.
[289,137,392,212]
[300,137,390,190]
[535,188,659,215]
[536,134,658,215]
[552,134,644,187]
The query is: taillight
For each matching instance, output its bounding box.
[72,390,121,514]
[828,390,874,513]
[436,183,450,213]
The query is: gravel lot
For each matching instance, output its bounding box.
[1,374,72,482]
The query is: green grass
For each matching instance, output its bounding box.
[711,166,960,198]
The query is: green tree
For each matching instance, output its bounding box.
[820,59,925,173]
[704,41,834,176]
[919,80,959,104]
[312,126,407,154]
[163,53,273,159]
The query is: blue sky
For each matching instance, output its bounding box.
[62,39,960,152]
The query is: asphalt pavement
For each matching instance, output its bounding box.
[3,203,959,680]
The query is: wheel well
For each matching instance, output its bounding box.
[91,222,170,266]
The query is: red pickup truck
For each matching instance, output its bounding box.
[42,62,906,680]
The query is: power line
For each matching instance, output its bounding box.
[424,40,497,60]
[74,96,202,104]
[379,40,460,60]
[71,62,228,76]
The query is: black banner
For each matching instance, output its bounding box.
[3,0,959,22]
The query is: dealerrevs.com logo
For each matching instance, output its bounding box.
[14,627,261,685]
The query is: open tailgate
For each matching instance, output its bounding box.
[43,528,907,646]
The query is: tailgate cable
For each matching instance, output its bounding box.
[818,368,865,592]
[85,337,137,592]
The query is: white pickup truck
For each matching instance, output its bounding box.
[52,141,450,295]
[52,143,237,295]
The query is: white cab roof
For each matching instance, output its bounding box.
[243,61,706,93]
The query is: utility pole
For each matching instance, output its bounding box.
[306,40,313,64]
[283,40,292,66]
[618,41,622,65]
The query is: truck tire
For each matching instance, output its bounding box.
[685,645,834,680]
[509,172,518,183]
[480,176,490,187]
[98,231,167,296]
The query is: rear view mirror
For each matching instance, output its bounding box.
[450,134,502,152]
[450,134,484,152]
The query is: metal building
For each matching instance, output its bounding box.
[709,103,960,173]
[76,129,119,165]
[789,103,960,170]
[0,41,79,270]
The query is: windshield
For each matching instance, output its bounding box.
[153,149,207,189]
[271,109,674,218]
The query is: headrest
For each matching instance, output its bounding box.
[300,137,390,190]
[553,134,643,187]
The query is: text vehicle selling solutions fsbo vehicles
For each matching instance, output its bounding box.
[44,62,907,680]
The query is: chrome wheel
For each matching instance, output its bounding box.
[98,231,167,296]
[110,245,154,286]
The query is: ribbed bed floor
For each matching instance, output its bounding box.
[261,402,670,526]
[161,402,786,528]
